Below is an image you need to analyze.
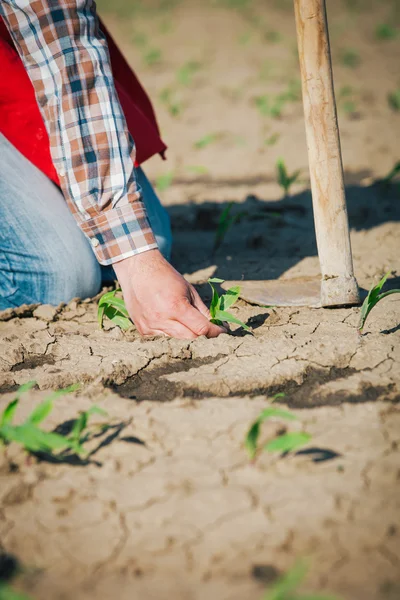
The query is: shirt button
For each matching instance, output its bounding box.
[90,237,100,248]
[59,167,66,177]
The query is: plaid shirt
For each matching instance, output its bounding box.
[0,0,158,265]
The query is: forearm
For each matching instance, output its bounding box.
[0,0,157,264]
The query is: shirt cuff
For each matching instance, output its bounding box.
[80,201,158,266]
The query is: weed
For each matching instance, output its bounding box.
[98,289,131,330]
[339,48,360,68]
[262,561,340,600]
[177,61,201,86]
[276,158,301,196]
[0,383,108,458]
[245,404,310,460]
[194,134,219,149]
[208,278,251,332]
[387,88,400,111]
[358,272,400,333]
[213,202,246,252]
[143,48,162,66]
[375,23,397,40]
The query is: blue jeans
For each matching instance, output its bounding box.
[0,134,172,310]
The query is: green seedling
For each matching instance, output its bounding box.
[155,171,174,192]
[238,31,252,45]
[382,161,400,185]
[339,48,360,68]
[245,406,310,460]
[255,81,301,119]
[255,95,285,119]
[159,87,182,117]
[213,202,246,252]
[262,561,340,600]
[186,165,209,175]
[337,85,358,116]
[177,61,201,86]
[132,31,147,47]
[143,48,162,66]
[98,289,131,330]
[358,272,400,333]
[276,158,301,196]
[0,584,32,600]
[208,278,251,333]
[264,29,282,43]
[264,133,280,146]
[0,383,107,458]
[375,23,397,41]
[388,88,400,111]
[194,133,219,149]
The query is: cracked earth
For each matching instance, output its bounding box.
[1,1,400,598]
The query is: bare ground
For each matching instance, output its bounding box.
[1,1,400,598]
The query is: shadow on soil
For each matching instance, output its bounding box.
[112,357,400,407]
[168,177,400,288]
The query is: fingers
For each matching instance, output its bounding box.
[178,300,227,338]
[190,287,211,319]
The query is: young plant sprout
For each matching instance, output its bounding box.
[245,405,310,460]
[98,289,131,330]
[262,561,341,600]
[208,278,251,333]
[98,280,251,333]
[0,584,32,600]
[213,201,246,252]
[0,382,107,458]
[358,272,400,333]
[276,158,301,196]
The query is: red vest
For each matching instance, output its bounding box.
[0,17,166,187]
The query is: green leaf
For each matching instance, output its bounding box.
[245,407,297,459]
[263,561,308,600]
[0,399,19,427]
[98,290,131,330]
[15,381,36,398]
[98,294,129,319]
[27,384,79,425]
[194,133,218,149]
[264,431,311,454]
[358,272,399,331]
[1,424,74,454]
[0,583,33,600]
[214,309,251,332]
[220,286,240,311]
[69,406,108,445]
[155,171,174,192]
[383,161,400,184]
[27,397,54,425]
[208,279,222,319]
[103,308,132,330]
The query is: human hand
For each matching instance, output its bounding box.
[113,249,227,339]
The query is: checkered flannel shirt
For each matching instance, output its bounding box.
[0,0,158,265]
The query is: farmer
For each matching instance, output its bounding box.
[0,1,226,340]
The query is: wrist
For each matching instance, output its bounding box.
[113,248,166,283]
